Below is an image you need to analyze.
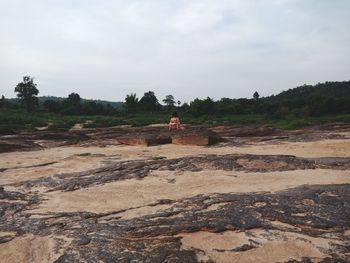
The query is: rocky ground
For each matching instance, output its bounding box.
[0,124,349,262]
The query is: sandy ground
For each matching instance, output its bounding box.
[1,135,350,262]
[179,229,340,263]
[0,234,71,263]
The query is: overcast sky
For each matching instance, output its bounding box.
[0,0,349,102]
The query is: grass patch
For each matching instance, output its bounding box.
[1,109,349,132]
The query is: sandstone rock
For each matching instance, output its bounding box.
[172,134,211,146]
[210,125,280,137]
[34,131,88,141]
[116,127,222,147]
[117,135,171,146]
[1,183,349,262]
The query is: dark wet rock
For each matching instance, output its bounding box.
[0,139,42,153]
[0,184,349,262]
[0,129,89,153]
[214,244,256,252]
[0,236,15,244]
[172,132,220,146]
[117,135,171,146]
[210,125,282,137]
[312,122,350,131]
[33,131,89,141]
[73,236,91,246]
[209,123,350,146]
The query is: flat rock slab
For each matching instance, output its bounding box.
[0,183,349,262]
[210,125,281,137]
[117,136,171,146]
[116,128,222,146]
[118,134,219,146]
[0,139,42,153]
[172,134,212,146]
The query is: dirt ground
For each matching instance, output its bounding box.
[0,125,349,262]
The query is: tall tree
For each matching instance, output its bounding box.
[14,76,39,112]
[139,91,160,112]
[67,93,81,106]
[190,97,215,116]
[62,93,81,115]
[163,95,175,108]
[0,95,5,108]
[124,93,139,113]
[43,100,61,112]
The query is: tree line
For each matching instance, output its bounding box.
[1,76,350,118]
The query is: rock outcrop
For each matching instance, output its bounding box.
[1,125,350,262]
[0,139,42,153]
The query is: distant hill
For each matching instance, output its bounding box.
[258,80,350,116]
[3,96,124,108]
[267,81,350,101]
[38,96,123,108]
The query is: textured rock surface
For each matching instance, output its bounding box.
[0,124,350,262]
[0,183,349,262]
[172,133,211,145]
[1,123,350,152]
[117,135,171,146]
[0,139,42,153]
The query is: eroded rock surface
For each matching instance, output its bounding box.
[13,154,349,193]
[1,123,350,153]
[0,124,350,262]
[0,183,349,262]
[0,138,42,153]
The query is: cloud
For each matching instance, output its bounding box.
[0,0,349,102]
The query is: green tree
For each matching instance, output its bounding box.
[67,93,81,106]
[14,76,39,112]
[190,97,215,116]
[163,95,175,108]
[181,102,190,112]
[61,93,81,115]
[43,100,61,112]
[0,95,5,108]
[139,91,160,112]
[275,106,289,119]
[124,93,139,113]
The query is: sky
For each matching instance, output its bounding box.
[0,0,349,103]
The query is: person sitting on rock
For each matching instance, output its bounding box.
[169,111,181,130]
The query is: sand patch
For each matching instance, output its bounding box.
[344,230,350,237]
[0,231,16,237]
[0,234,69,263]
[31,169,350,214]
[178,229,343,263]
